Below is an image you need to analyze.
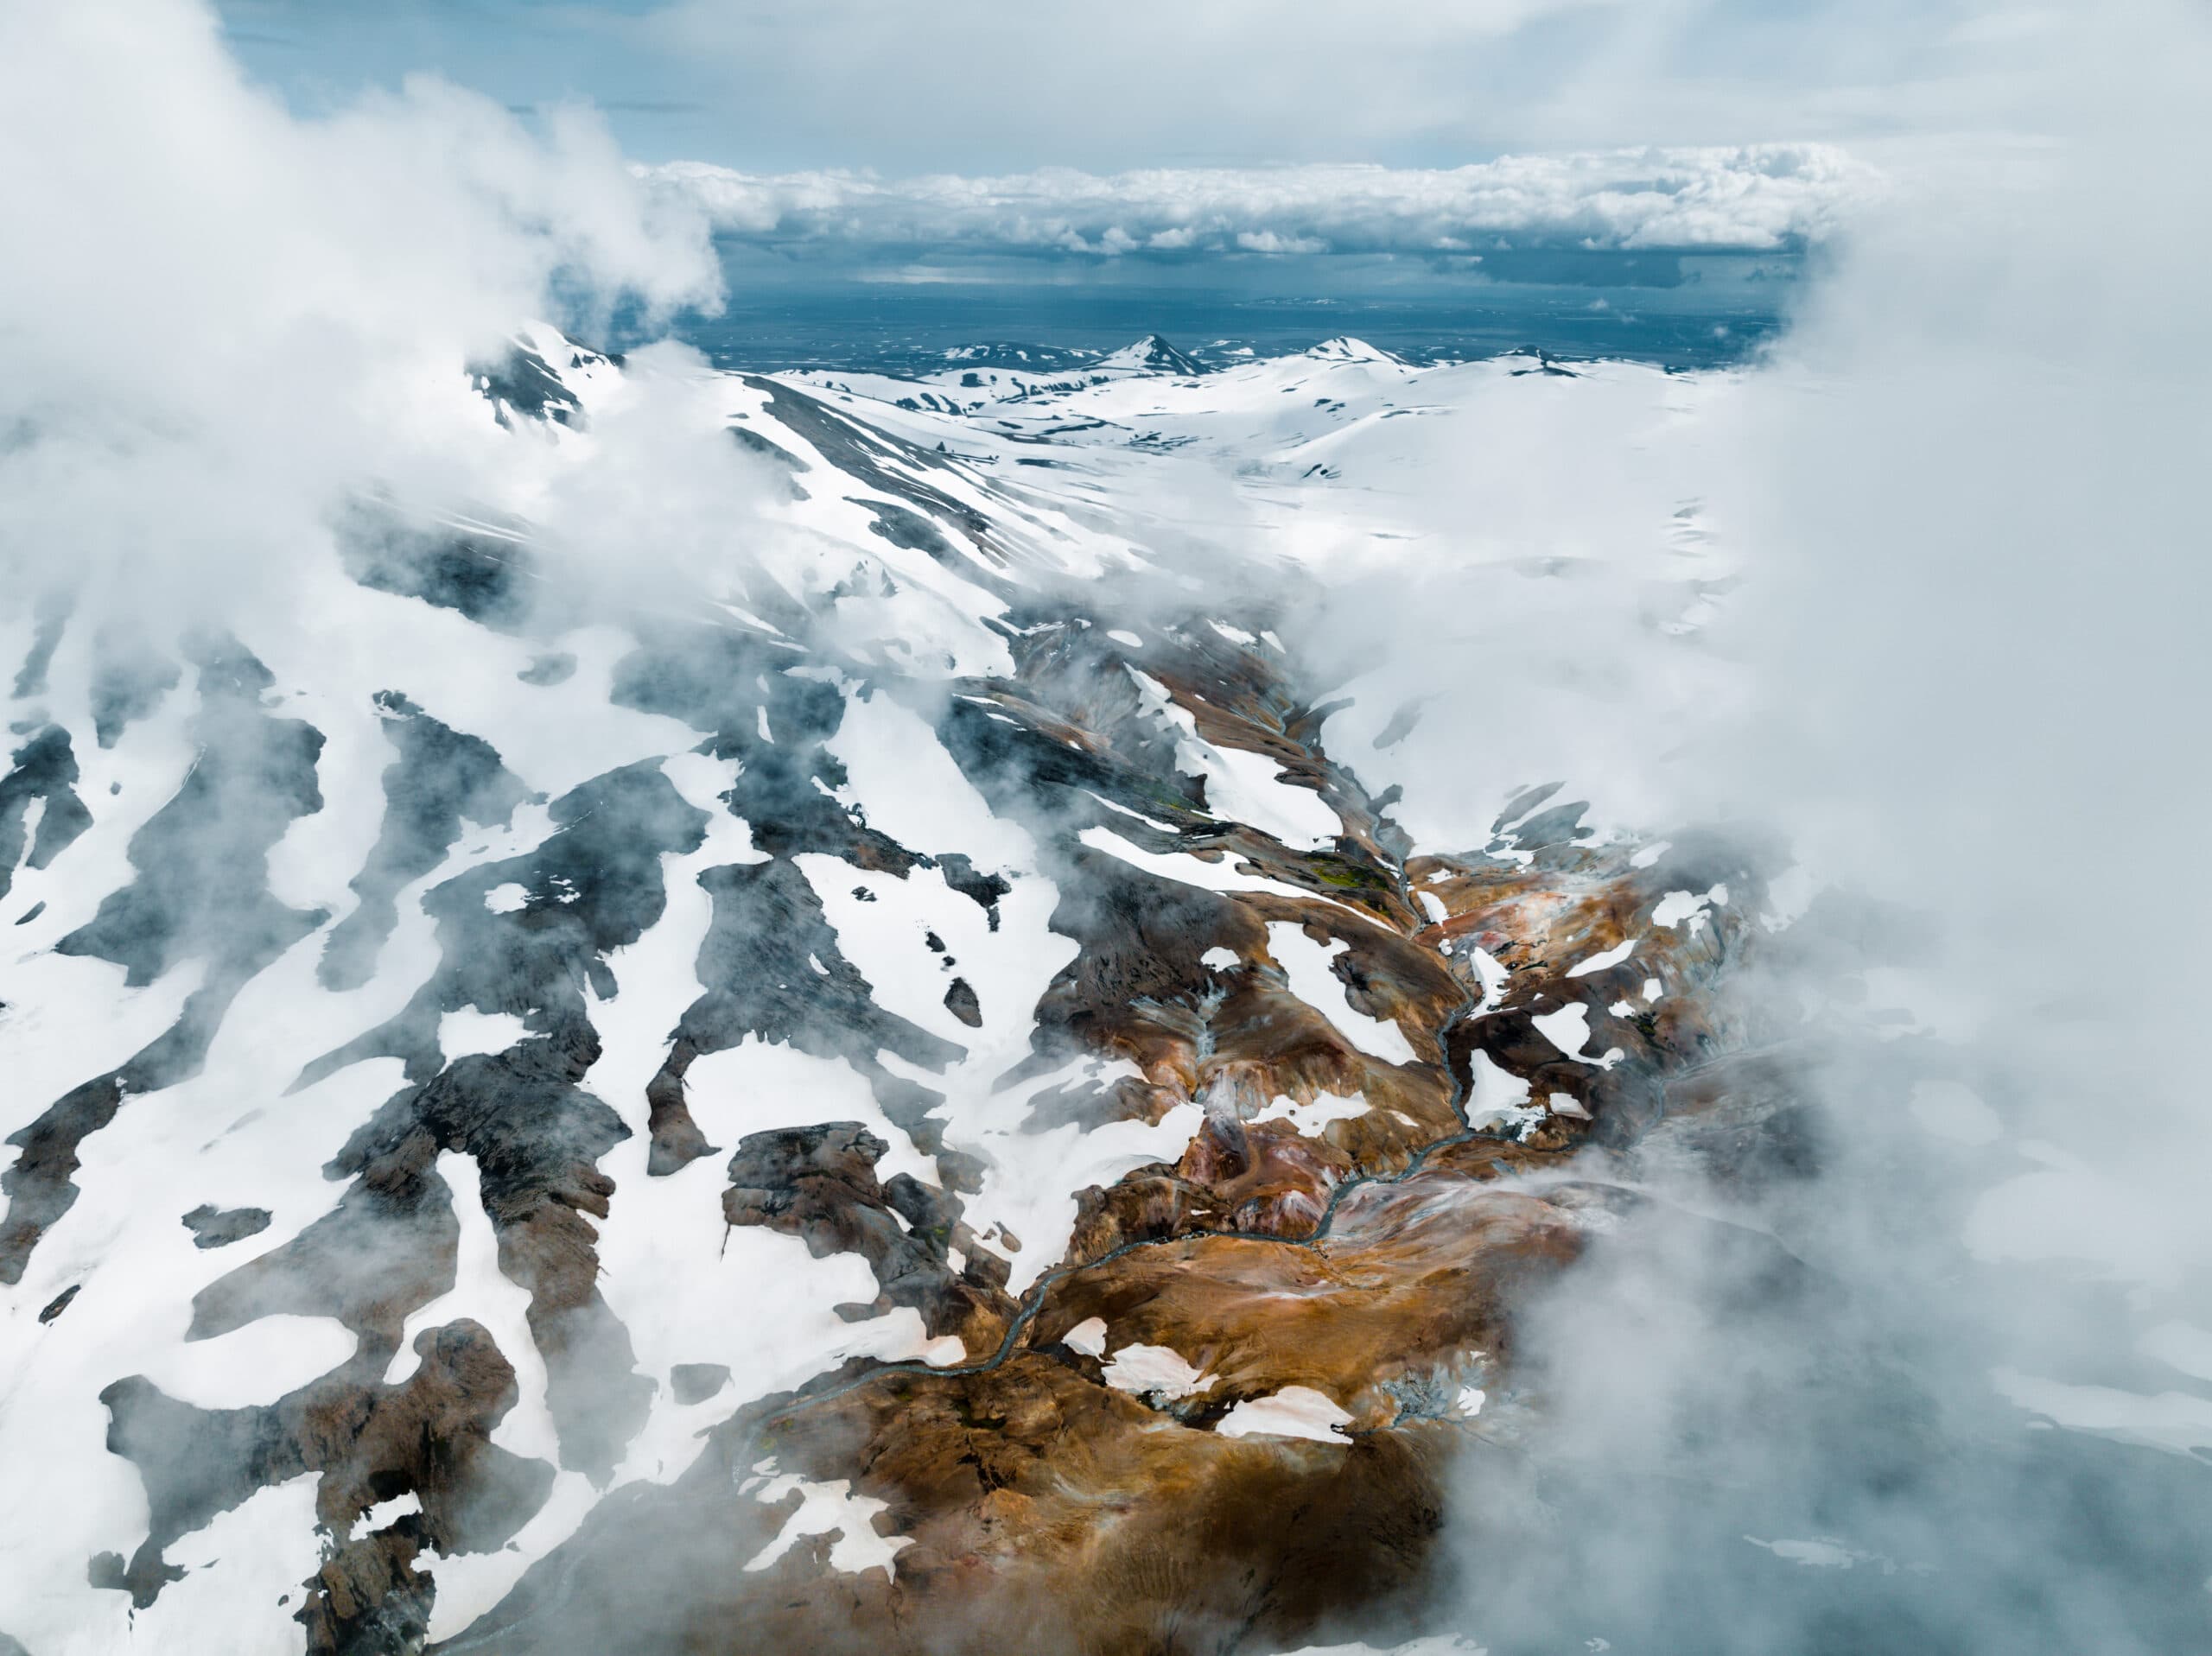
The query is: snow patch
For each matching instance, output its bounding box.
[1529,1003,1621,1067]
[1465,1050,1545,1140]
[384,1152,560,1466]
[1652,883,1728,933]
[1266,921,1419,1066]
[1745,1535,1877,1570]
[1566,937,1636,978]
[744,1469,912,1579]
[1102,1342,1214,1402]
[1252,1091,1372,1135]
[438,1006,531,1060]
[1127,666,1338,847]
[1216,1385,1353,1443]
[1993,1367,2212,1456]
[138,1314,358,1411]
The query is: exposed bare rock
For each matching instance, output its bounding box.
[670,1363,731,1405]
[298,1522,433,1656]
[180,1203,273,1249]
[741,376,1021,572]
[88,622,181,747]
[609,620,920,872]
[10,588,70,698]
[646,857,965,1177]
[326,1037,647,1481]
[0,339,1882,1656]
[295,758,709,1090]
[934,852,1010,929]
[722,1124,1010,1349]
[0,723,92,900]
[1039,1179,1584,1431]
[943,974,982,1026]
[424,1350,1462,1656]
[468,337,593,428]
[334,496,540,634]
[1411,825,1771,1150]
[2,637,327,1283]
[318,690,533,992]
[95,1319,550,1631]
[191,1141,460,1362]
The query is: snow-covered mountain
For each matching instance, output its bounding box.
[791,329,1213,411]
[0,328,1781,1655]
[1084,332,1211,378]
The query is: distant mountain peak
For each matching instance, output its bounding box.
[1093,333,1209,377]
[1306,335,1403,365]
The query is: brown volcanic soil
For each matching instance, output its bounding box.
[69,605,1787,1654]
[426,619,1783,1656]
[445,1355,1469,1656]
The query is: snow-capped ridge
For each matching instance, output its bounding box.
[1304,336,1403,366]
[467,324,624,430]
[1090,334,1210,378]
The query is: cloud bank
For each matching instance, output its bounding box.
[1242,5,2212,1646]
[0,0,722,626]
[639,145,1881,263]
[631,0,2033,173]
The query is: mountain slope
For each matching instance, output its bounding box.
[0,331,1784,1656]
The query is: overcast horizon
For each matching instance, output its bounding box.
[205,2,2053,289]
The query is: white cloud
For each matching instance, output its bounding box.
[636,2,2046,171]
[640,145,1883,262]
[643,0,1609,168]
[0,0,722,624]
[1234,229,1329,256]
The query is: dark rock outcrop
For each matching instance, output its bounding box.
[318,690,532,992]
[181,1203,273,1249]
[645,858,963,1177]
[95,1318,552,1644]
[670,1363,731,1405]
[0,723,92,901]
[722,1124,1008,1348]
[334,497,538,633]
[327,1037,647,1482]
[3,637,327,1283]
[295,758,708,1089]
[88,622,181,746]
